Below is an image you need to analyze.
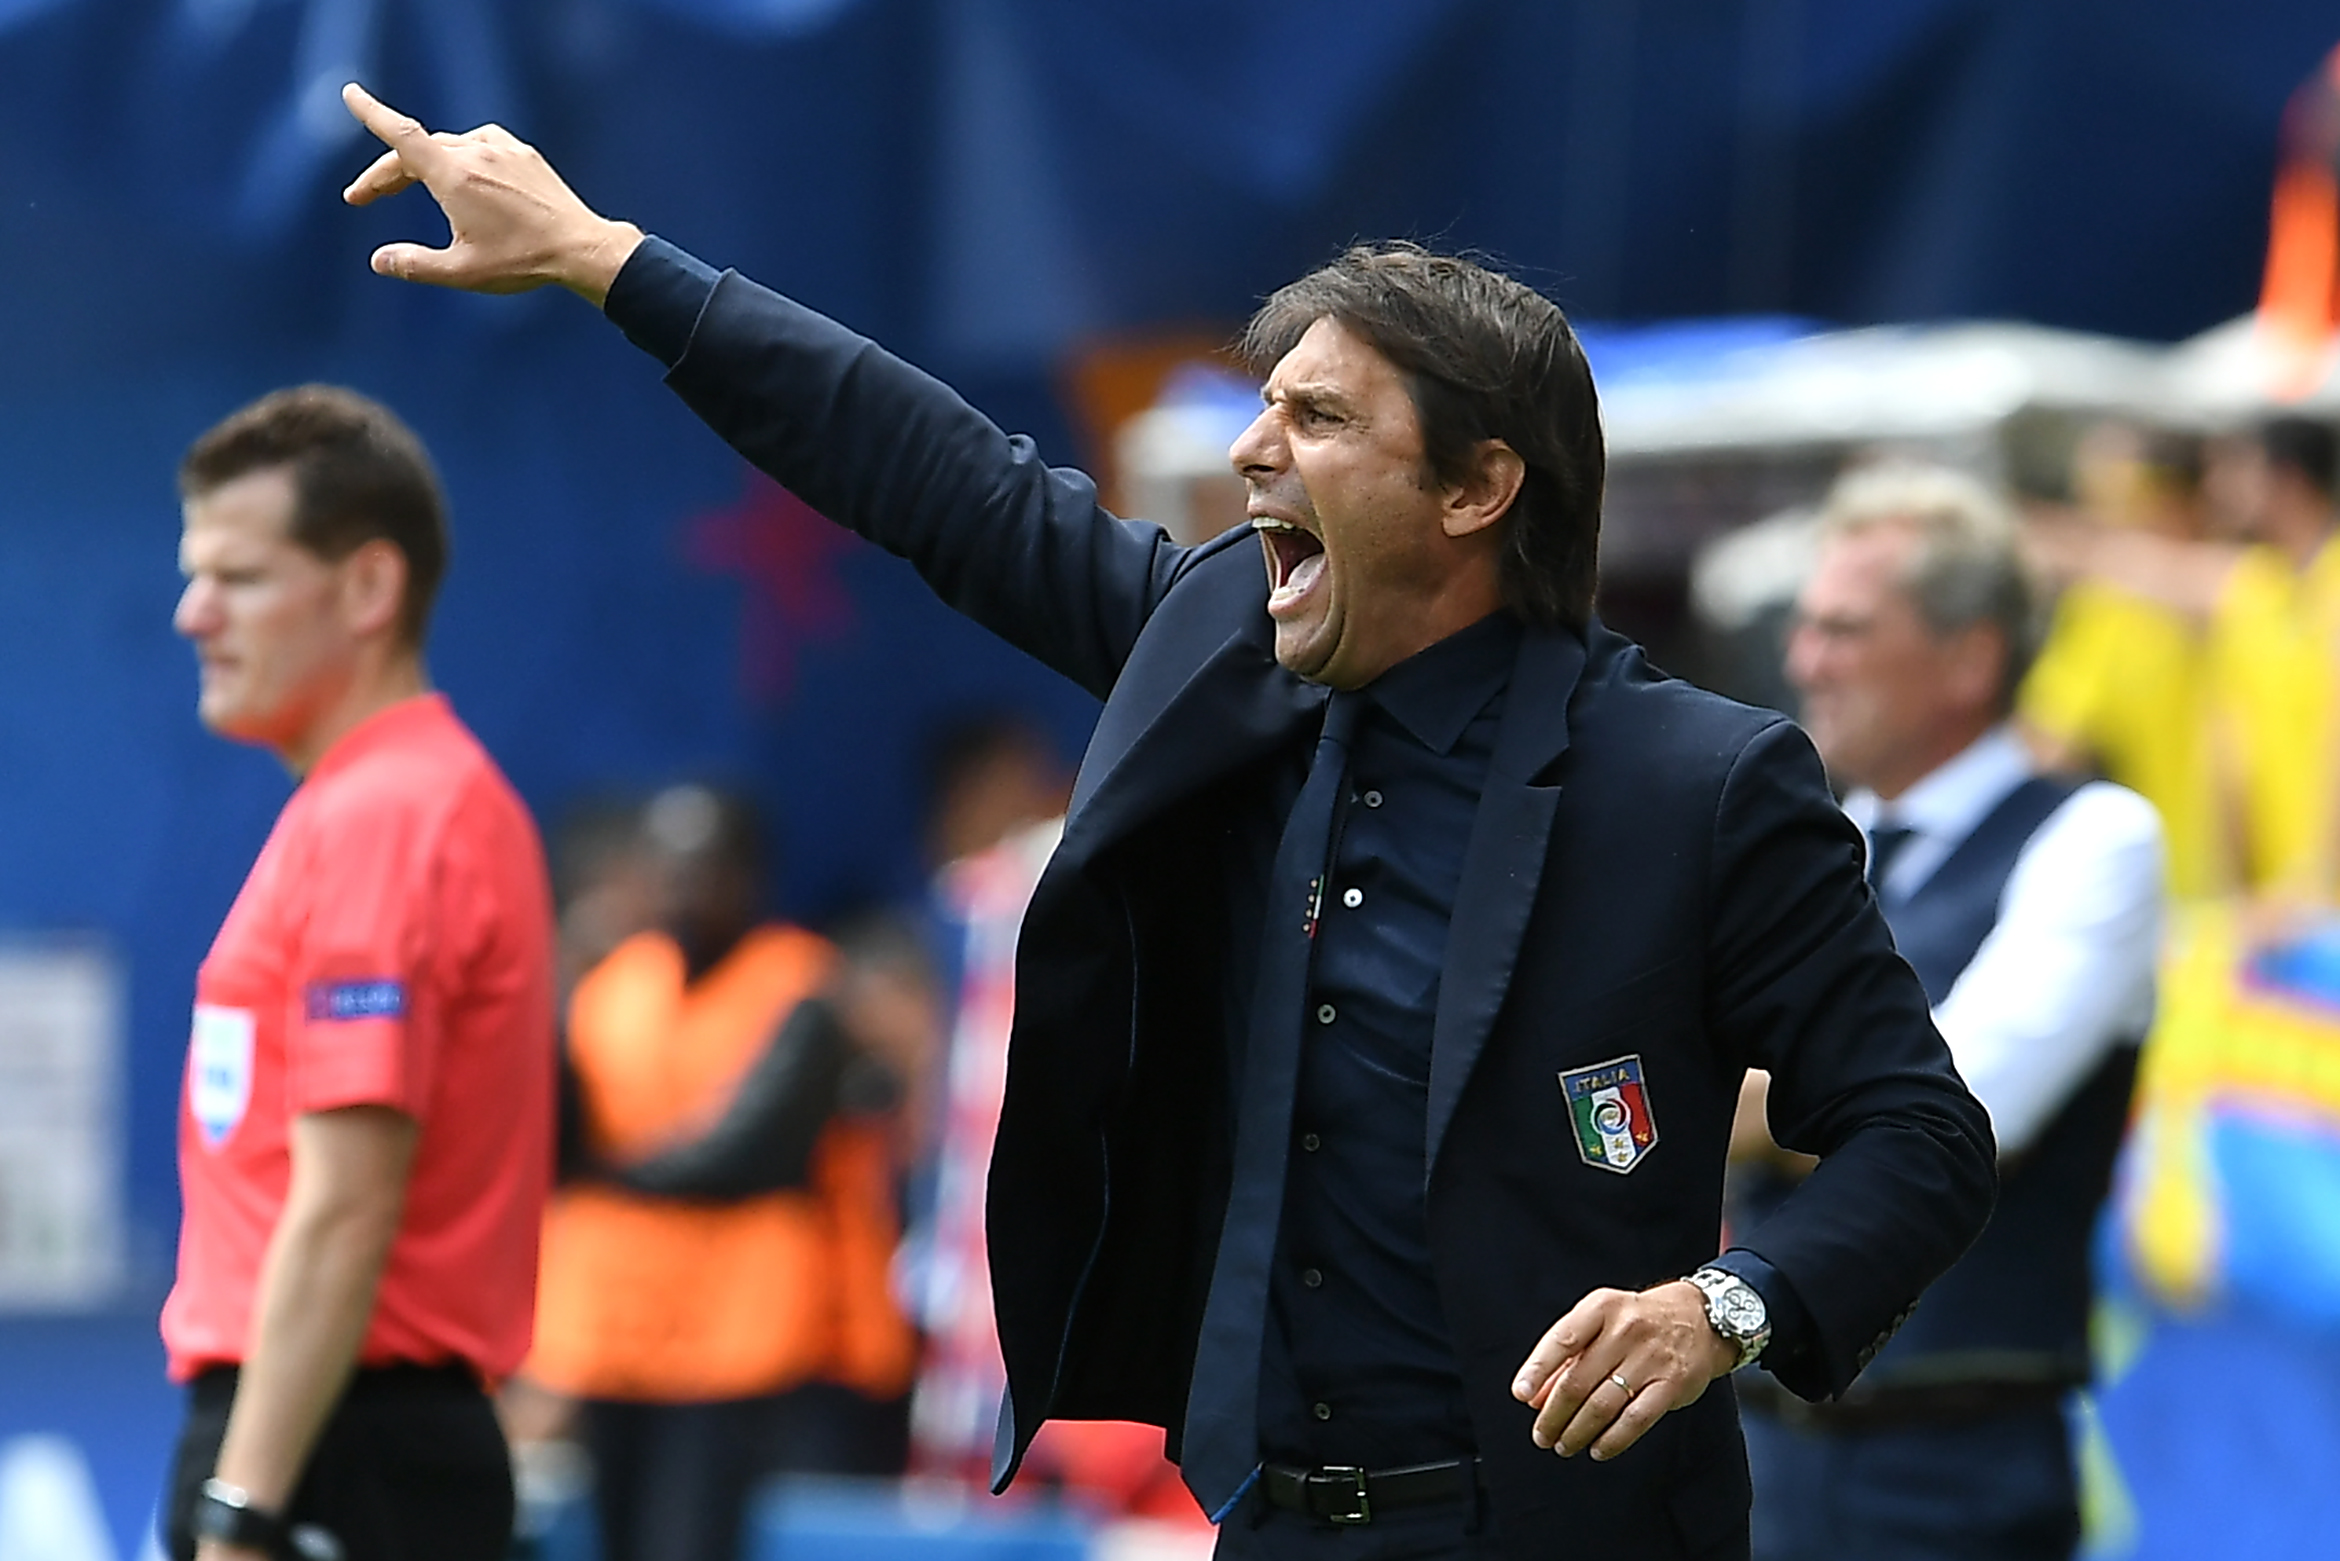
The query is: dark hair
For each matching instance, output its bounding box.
[179,385,449,647]
[1240,242,1606,629]
[2138,427,2205,492]
[921,713,1052,815]
[2261,416,2340,501]
[642,784,769,879]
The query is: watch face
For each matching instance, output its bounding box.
[1721,1290,1765,1333]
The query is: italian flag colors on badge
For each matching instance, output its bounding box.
[1560,1054,1658,1174]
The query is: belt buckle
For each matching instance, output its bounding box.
[1313,1466,1372,1526]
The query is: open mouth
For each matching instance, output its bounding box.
[1255,518,1326,615]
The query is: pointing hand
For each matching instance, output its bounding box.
[339,83,644,306]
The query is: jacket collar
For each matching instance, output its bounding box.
[1059,606,1321,862]
[1425,620,1591,1175]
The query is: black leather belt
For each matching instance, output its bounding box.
[190,1359,483,1413]
[1259,1457,1485,1525]
[1738,1372,2071,1432]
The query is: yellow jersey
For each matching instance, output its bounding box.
[2020,580,2220,899]
[2204,539,2340,899]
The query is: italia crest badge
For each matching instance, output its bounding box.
[1560,1054,1658,1173]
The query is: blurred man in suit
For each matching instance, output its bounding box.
[1738,463,2161,1560]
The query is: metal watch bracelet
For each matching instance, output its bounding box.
[1686,1265,1772,1370]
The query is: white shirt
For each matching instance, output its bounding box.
[1844,726,2163,1157]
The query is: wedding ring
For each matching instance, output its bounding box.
[1608,1372,1634,1397]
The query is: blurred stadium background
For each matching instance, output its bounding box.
[3,2,2339,1557]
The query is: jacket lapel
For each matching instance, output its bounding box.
[1060,614,1322,862]
[1425,624,1588,1176]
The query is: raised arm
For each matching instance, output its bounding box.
[339,84,1185,696]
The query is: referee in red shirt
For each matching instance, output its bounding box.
[158,387,556,1561]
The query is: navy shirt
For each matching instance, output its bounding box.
[1249,613,1812,1469]
[1257,612,1520,1466]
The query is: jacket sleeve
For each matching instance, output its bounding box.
[1705,718,1998,1399]
[604,238,1191,700]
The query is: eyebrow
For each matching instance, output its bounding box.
[1265,381,1357,417]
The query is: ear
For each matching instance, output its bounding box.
[1943,622,2008,712]
[1440,438,1527,540]
[338,539,411,643]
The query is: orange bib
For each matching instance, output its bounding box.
[526,928,916,1403]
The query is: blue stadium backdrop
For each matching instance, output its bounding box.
[0,2,2334,1556]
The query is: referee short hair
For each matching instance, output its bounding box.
[180,386,449,649]
[1820,462,2040,713]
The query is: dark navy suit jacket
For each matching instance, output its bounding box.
[606,241,1998,1559]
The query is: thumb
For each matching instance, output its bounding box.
[370,242,464,287]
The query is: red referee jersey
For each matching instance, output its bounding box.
[161,694,555,1383]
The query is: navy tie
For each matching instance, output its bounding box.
[1181,692,1362,1520]
[1867,822,1917,890]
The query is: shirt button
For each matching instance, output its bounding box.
[1300,1132,1321,1152]
[1363,790,1384,808]
[1313,1402,1333,1421]
[1316,1003,1336,1025]
[1341,887,1364,909]
[1302,1268,1323,1289]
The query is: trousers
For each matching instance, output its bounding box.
[580,1382,912,1561]
[163,1362,513,1561]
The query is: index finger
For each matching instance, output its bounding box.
[341,83,448,176]
[1512,1291,1612,1401]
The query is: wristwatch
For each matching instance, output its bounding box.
[1686,1265,1772,1370]
[192,1482,344,1561]
[192,1480,291,1555]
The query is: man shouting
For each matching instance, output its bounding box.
[335,84,1993,1560]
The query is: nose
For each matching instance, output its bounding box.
[174,577,217,641]
[1229,403,1283,482]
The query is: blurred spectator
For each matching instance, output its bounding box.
[826,910,951,1223]
[2018,416,2340,903]
[2199,417,2340,903]
[545,794,660,1001]
[1739,464,2162,1561]
[2018,423,2227,897]
[904,715,1199,1528]
[521,785,918,1561]
[906,820,1051,1487]
[902,713,1072,1172]
[919,715,1072,871]
[906,816,1208,1530]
